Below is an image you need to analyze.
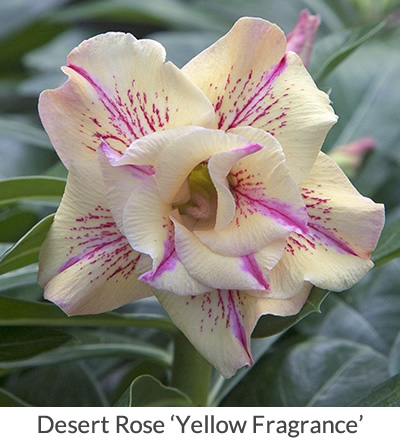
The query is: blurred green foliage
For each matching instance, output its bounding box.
[1,0,400,407]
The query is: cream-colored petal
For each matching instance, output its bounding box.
[172,217,284,291]
[156,282,311,378]
[155,128,248,204]
[122,177,209,295]
[38,159,152,316]
[39,32,215,168]
[271,152,384,296]
[301,152,384,258]
[97,140,152,233]
[183,18,337,183]
[195,129,308,256]
[208,142,263,230]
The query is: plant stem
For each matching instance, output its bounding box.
[171,331,213,406]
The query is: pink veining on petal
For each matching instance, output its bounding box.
[99,140,154,179]
[308,223,358,256]
[299,186,358,256]
[140,238,179,283]
[67,63,172,153]
[187,290,253,363]
[240,254,270,290]
[216,56,288,131]
[230,142,263,156]
[232,175,308,234]
[58,207,141,283]
[226,290,253,362]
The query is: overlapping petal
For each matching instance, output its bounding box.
[183,17,337,183]
[39,33,215,167]
[38,160,152,315]
[156,283,312,378]
[271,152,385,297]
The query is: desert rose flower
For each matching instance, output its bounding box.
[38,17,384,378]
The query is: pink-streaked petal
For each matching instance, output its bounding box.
[208,143,263,230]
[122,177,209,295]
[183,18,337,183]
[97,140,153,233]
[301,152,384,258]
[195,128,308,257]
[38,160,152,315]
[156,282,311,378]
[171,217,285,291]
[286,9,320,67]
[271,152,384,295]
[39,33,215,168]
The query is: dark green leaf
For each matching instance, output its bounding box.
[0,176,65,207]
[252,287,329,338]
[0,327,70,362]
[0,388,29,407]
[372,217,400,264]
[53,0,224,32]
[115,374,192,407]
[0,295,177,334]
[0,214,54,275]
[223,337,388,407]
[0,207,38,242]
[389,331,400,376]
[298,260,400,354]
[3,362,108,406]
[0,339,172,370]
[0,266,38,293]
[353,374,400,407]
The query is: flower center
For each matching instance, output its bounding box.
[175,163,217,222]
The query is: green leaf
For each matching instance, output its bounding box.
[0,339,172,370]
[0,214,54,275]
[3,362,108,406]
[314,19,387,83]
[0,117,52,150]
[252,287,329,338]
[0,266,38,293]
[298,260,400,354]
[53,0,224,32]
[222,337,388,407]
[0,327,70,362]
[372,217,400,265]
[0,176,65,207]
[389,331,400,376]
[353,374,400,407]
[0,388,29,407]
[0,207,38,242]
[115,374,192,407]
[0,295,177,334]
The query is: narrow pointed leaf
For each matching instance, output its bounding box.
[315,20,387,83]
[0,295,176,333]
[0,214,54,275]
[0,176,65,208]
